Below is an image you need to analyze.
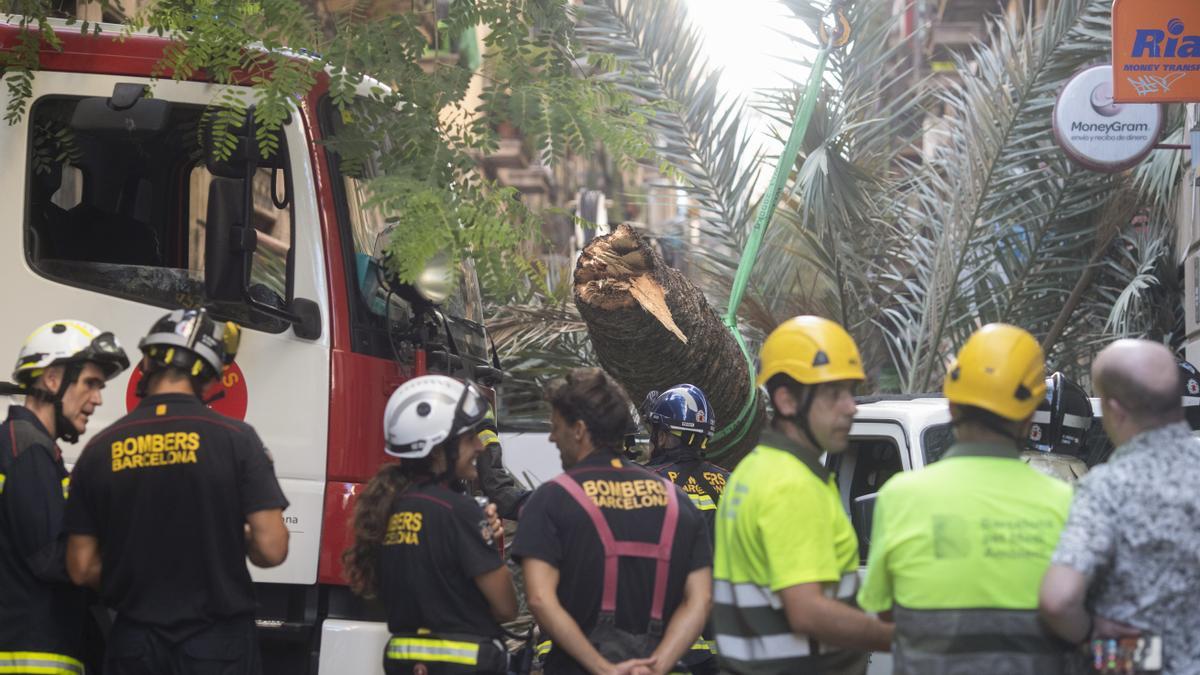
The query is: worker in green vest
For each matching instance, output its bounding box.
[857,323,1073,674]
[713,316,892,675]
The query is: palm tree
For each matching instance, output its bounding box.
[492,0,1184,462]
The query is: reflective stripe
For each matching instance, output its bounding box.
[1031,411,1089,428]
[713,580,780,609]
[386,637,480,665]
[687,492,716,511]
[535,640,552,658]
[0,473,5,495]
[715,632,812,661]
[893,605,1063,669]
[61,477,69,500]
[1061,413,1091,430]
[690,638,717,652]
[715,573,855,608]
[0,651,84,675]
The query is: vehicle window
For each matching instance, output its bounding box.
[25,96,293,332]
[319,95,488,362]
[922,422,956,464]
[841,437,904,563]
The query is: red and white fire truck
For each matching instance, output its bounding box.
[0,16,501,673]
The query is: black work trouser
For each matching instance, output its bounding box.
[104,615,261,675]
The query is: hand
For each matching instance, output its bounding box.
[607,658,655,675]
[484,503,504,542]
[1092,615,1141,639]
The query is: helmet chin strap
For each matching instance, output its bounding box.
[777,384,823,453]
[26,362,85,443]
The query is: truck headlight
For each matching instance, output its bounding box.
[415,254,453,304]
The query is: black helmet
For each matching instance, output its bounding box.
[1179,359,1200,430]
[1027,372,1093,455]
[136,309,240,396]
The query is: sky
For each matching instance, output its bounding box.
[682,0,815,189]
[683,0,812,101]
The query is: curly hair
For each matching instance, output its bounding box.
[545,367,633,452]
[342,457,434,598]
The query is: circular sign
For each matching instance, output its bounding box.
[1053,65,1164,173]
[125,362,249,420]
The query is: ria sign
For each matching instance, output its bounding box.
[1053,65,1164,173]
[1113,0,1200,103]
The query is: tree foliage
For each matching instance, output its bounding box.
[3,0,651,288]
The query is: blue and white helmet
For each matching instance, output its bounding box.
[644,384,716,445]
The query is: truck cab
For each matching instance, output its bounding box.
[1,17,496,674]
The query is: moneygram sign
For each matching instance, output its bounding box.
[1113,0,1200,103]
[1053,65,1163,173]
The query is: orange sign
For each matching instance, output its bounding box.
[1113,0,1200,103]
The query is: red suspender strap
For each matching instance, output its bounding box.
[550,473,680,621]
[647,478,678,622]
[552,473,621,613]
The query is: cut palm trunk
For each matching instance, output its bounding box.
[574,224,765,466]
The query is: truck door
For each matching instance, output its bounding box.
[0,72,330,586]
[830,421,911,564]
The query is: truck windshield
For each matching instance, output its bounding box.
[23,95,294,334]
[321,95,489,364]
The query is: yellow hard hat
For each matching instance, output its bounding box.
[944,323,1046,421]
[757,316,865,387]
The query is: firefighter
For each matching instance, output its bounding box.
[343,375,517,675]
[713,316,891,674]
[513,367,712,675]
[1179,358,1200,431]
[1021,371,1093,482]
[857,323,1072,674]
[0,320,128,675]
[63,308,290,675]
[641,385,725,675]
[476,405,531,520]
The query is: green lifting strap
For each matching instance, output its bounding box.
[710,4,851,460]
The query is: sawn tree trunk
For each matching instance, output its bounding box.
[573,224,765,467]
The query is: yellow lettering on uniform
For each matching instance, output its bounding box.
[583,481,598,497]
[621,482,634,499]
[384,511,424,546]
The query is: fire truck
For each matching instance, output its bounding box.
[0,16,501,673]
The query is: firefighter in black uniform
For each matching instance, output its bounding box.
[513,367,713,675]
[476,405,531,520]
[641,385,727,675]
[63,308,289,675]
[343,374,517,674]
[0,319,128,675]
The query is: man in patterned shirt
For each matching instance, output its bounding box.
[1040,339,1200,673]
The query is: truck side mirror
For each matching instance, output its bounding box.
[852,493,878,562]
[200,108,318,339]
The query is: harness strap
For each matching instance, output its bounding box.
[551,472,680,622]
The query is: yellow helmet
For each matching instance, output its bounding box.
[944,323,1046,421]
[757,316,865,387]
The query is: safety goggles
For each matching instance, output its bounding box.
[450,380,490,438]
[81,332,131,380]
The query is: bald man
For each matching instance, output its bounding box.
[1040,340,1200,673]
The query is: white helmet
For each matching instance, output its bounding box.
[13,320,129,387]
[384,375,490,458]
